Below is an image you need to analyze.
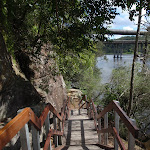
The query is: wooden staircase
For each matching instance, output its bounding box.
[0,95,139,150]
[62,109,102,150]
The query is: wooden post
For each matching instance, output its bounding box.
[53,115,58,147]
[128,119,136,150]
[85,95,88,115]
[45,112,52,150]
[66,105,68,120]
[58,119,62,145]
[98,118,101,144]
[114,101,120,150]
[90,103,92,119]
[104,112,108,145]
[94,106,97,130]
[79,103,81,115]
[18,109,31,150]
[86,101,88,115]
[31,125,40,150]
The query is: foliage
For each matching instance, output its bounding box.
[0,0,118,98]
[56,44,102,99]
[101,64,150,139]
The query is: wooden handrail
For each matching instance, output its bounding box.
[97,100,139,138]
[0,99,69,149]
[0,108,31,148]
[79,95,139,150]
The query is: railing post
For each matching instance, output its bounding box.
[90,102,92,119]
[17,109,31,150]
[114,101,120,150]
[128,119,136,150]
[79,102,81,115]
[31,125,40,150]
[45,112,52,150]
[104,112,108,145]
[20,123,31,150]
[66,105,68,119]
[94,106,97,130]
[98,118,101,144]
[58,119,62,145]
[53,115,58,147]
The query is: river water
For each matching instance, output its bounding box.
[97,54,140,84]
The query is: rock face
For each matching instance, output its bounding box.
[0,32,42,120]
[0,32,66,120]
[29,44,66,112]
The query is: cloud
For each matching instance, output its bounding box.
[109,6,147,31]
[107,5,147,39]
[123,26,134,30]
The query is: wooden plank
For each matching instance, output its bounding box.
[98,127,113,134]
[0,108,30,149]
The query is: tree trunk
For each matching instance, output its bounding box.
[143,35,148,68]
[127,7,142,116]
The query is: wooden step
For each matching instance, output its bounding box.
[62,109,103,150]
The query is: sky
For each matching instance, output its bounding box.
[107,6,148,39]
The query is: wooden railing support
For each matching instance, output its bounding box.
[58,119,62,145]
[31,125,40,150]
[45,112,51,150]
[17,109,31,150]
[114,101,120,150]
[90,102,93,119]
[104,112,108,145]
[53,115,58,147]
[128,119,136,150]
[98,118,101,144]
[79,102,81,115]
[66,106,68,119]
[20,123,31,150]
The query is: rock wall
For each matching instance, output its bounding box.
[0,35,66,120]
[29,44,66,112]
